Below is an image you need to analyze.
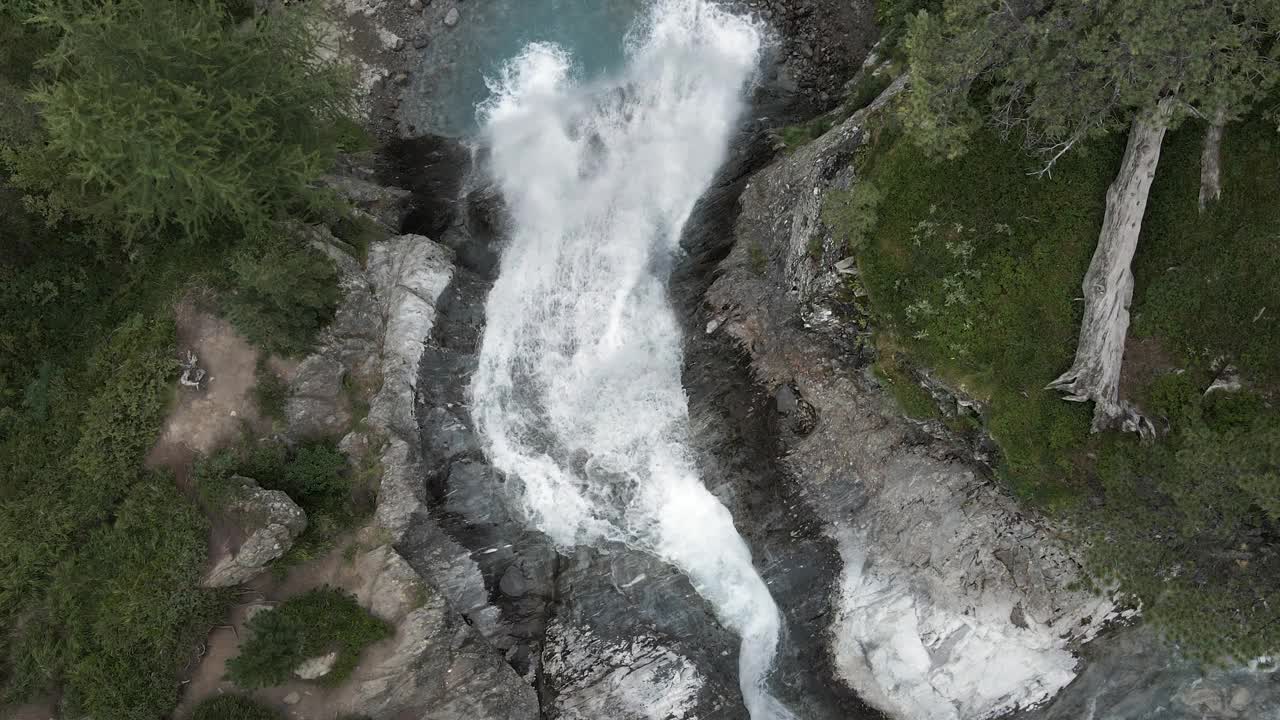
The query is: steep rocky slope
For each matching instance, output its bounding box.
[702,77,1280,720]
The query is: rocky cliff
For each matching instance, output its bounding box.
[702,76,1280,720]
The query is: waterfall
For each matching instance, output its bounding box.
[470,1,792,717]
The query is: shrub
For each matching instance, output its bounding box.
[253,357,289,422]
[195,439,351,514]
[1085,406,1280,662]
[223,237,341,356]
[0,313,175,624]
[848,103,1280,660]
[227,587,392,689]
[281,442,350,507]
[1134,115,1280,388]
[192,694,283,720]
[850,124,1112,504]
[7,476,223,719]
[7,0,354,241]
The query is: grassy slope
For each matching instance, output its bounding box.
[840,110,1280,658]
[1135,116,1280,387]
[857,123,1116,505]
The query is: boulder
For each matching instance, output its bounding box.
[321,174,412,232]
[202,476,307,588]
[295,651,340,681]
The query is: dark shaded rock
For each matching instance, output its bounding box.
[499,564,528,598]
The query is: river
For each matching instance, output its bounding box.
[468,2,793,718]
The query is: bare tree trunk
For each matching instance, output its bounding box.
[1048,99,1175,434]
[1199,109,1226,212]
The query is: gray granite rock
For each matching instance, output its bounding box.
[202,476,307,588]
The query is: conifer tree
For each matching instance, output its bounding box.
[903,0,1279,431]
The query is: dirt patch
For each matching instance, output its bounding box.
[1119,335,1181,412]
[145,299,268,482]
[0,697,58,720]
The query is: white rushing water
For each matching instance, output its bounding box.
[470,1,793,718]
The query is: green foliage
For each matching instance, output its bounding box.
[1085,401,1280,662]
[849,100,1280,659]
[1135,114,1280,387]
[0,0,356,713]
[192,694,284,720]
[875,0,941,54]
[844,68,897,113]
[254,357,289,422]
[194,438,363,580]
[226,587,393,689]
[195,439,350,512]
[778,116,836,149]
[6,476,224,718]
[850,123,1113,504]
[902,0,1279,168]
[7,0,354,240]
[822,180,882,254]
[72,314,176,484]
[224,236,341,356]
[0,313,175,624]
[281,442,351,508]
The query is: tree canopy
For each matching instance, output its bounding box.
[4,0,354,241]
[903,0,1280,168]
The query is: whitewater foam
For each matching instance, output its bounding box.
[470,2,792,718]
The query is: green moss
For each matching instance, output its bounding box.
[823,180,882,255]
[1135,115,1280,388]
[777,116,836,150]
[873,351,940,420]
[226,587,393,689]
[849,123,1114,504]
[844,69,896,113]
[748,242,767,276]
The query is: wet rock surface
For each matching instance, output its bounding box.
[733,0,879,113]
[399,134,755,716]
[703,81,1122,719]
[279,152,539,720]
[672,112,882,720]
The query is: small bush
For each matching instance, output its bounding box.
[253,357,288,422]
[6,476,223,719]
[226,587,393,689]
[193,694,283,720]
[224,237,341,356]
[281,442,350,507]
